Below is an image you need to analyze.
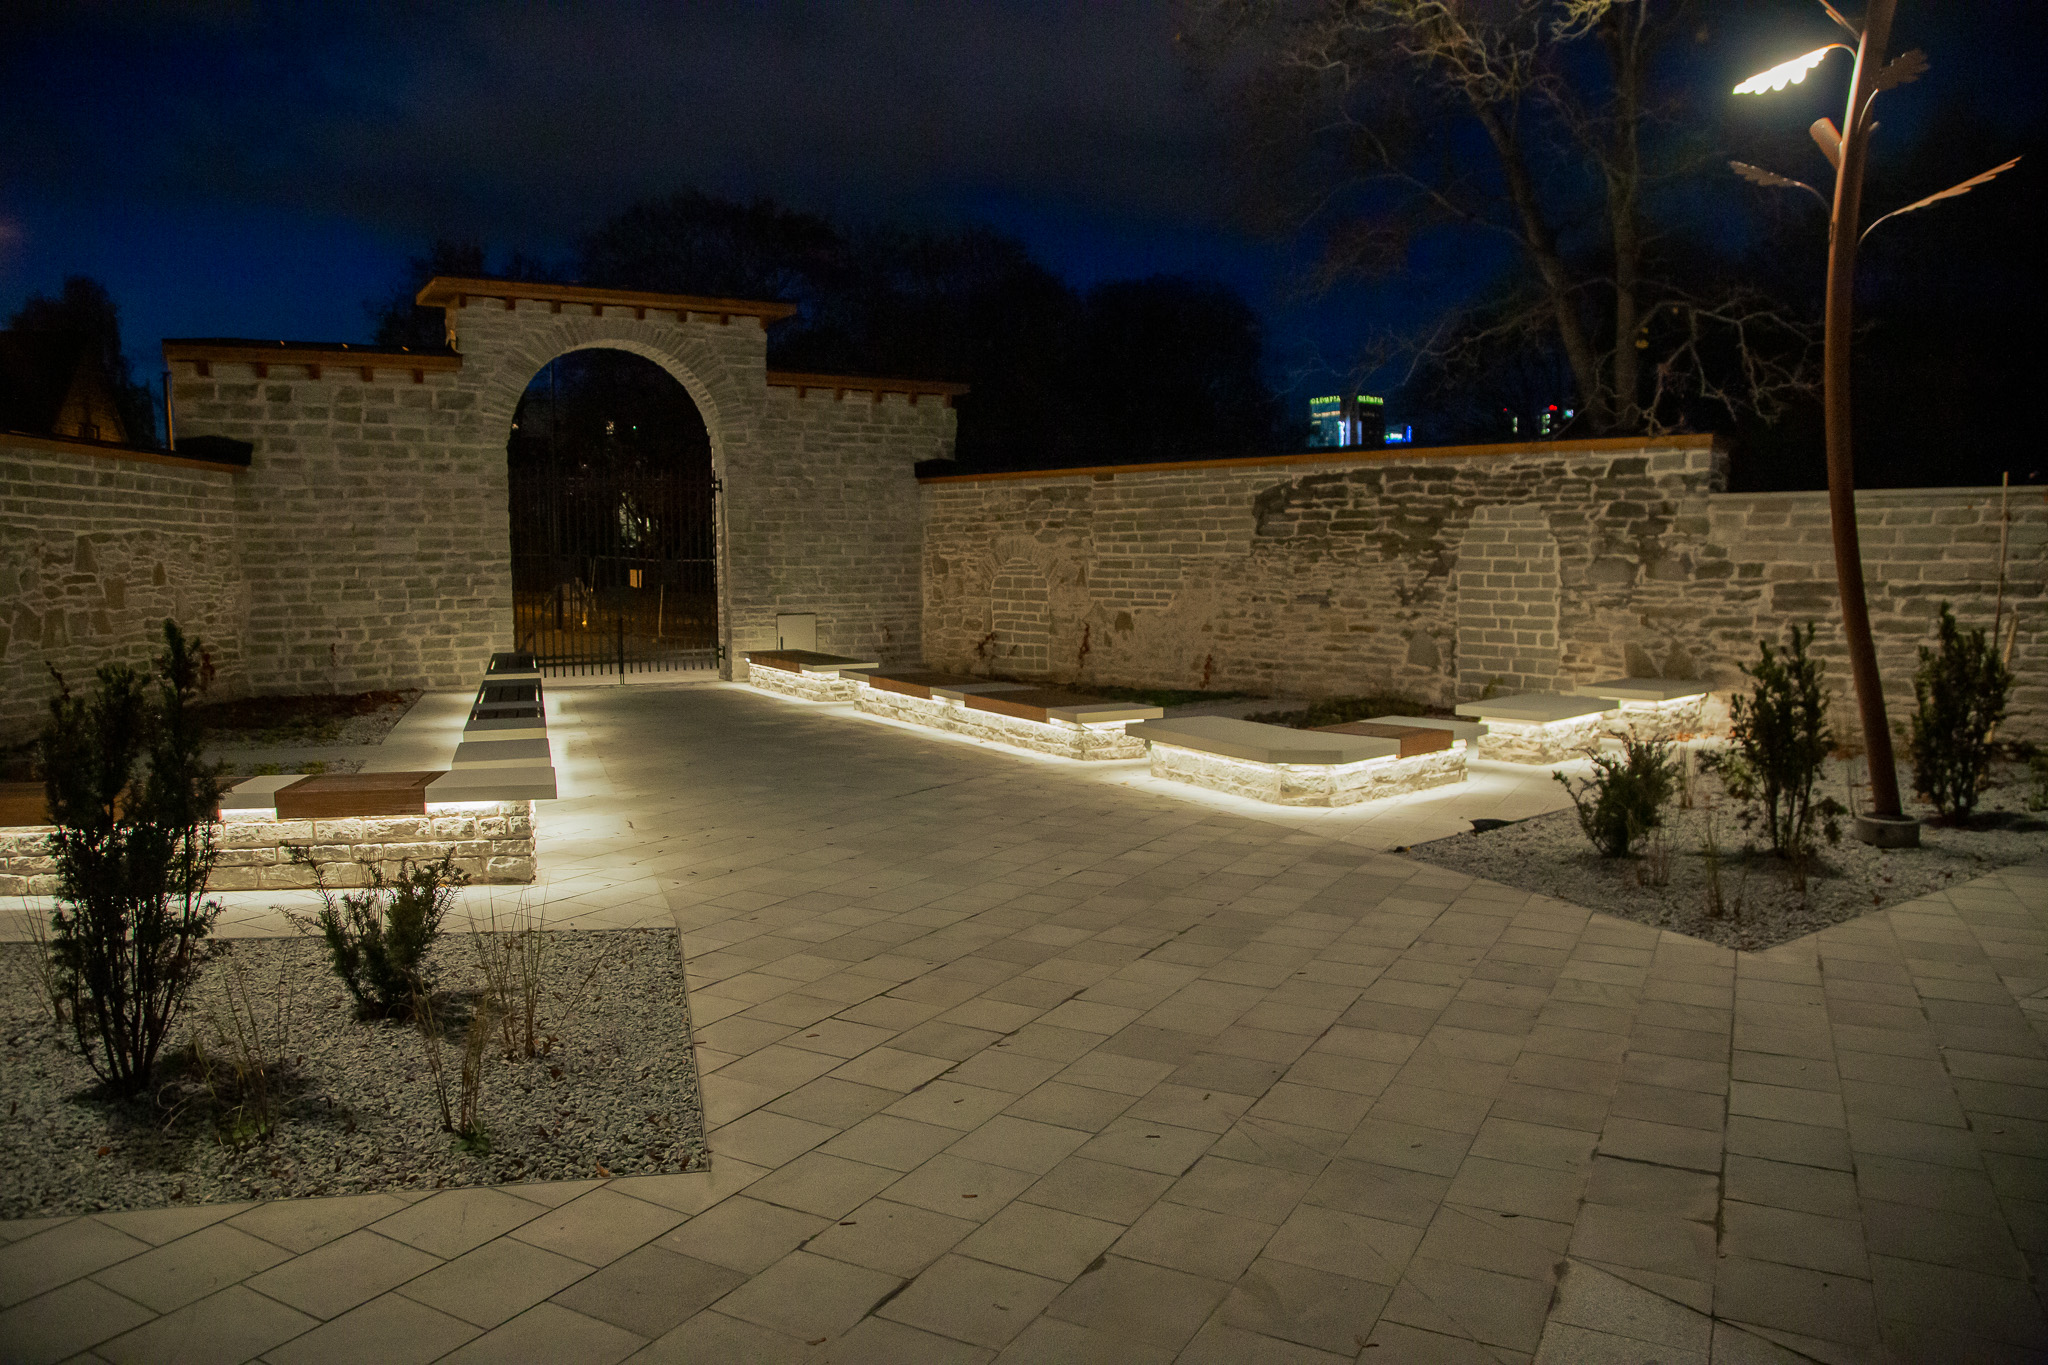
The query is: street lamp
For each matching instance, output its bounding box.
[1731,0,2019,848]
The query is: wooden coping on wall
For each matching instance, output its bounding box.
[163,339,462,383]
[916,433,1720,483]
[766,370,970,406]
[415,275,800,325]
[0,428,248,474]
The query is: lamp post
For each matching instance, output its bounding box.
[1732,0,2019,847]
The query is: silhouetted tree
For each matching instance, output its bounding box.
[1081,276,1284,462]
[3,276,160,446]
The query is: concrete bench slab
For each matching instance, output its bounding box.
[1313,721,1454,758]
[863,670,1005,701]
[275,772,441,819]
[746,649,879,675]
[427,767,559,804]
[1131,716,1465,807]
[928,681,1036,702]
[1455,693,1612,725]
[452,738,552,770]
[1367,715,1489,744]
[964,690,1165,726]
[1129,716,1399,765]
[464,712,547,740]
[1575,677,1709,703]
[219,774,309,816]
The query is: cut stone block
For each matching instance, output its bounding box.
[745,649,879,675]
[1455,693,1612,725]
[275,772,441,819]
[1367,715,1489,744]
[464,712,548,741]
[964,689,1164,726]
[855,686,1146,759]
[1136,716,1466,807]
[1575,678,1709,703]
[220,774,308,816]
[1312,721,1453,759]
[1128,716,1399,765]
[928,681,1036,702]
[427,768,558,803]
[747,659,868,703]
[451,738,552,770]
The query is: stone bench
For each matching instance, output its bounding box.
[461,662,556,788]
[849,669,1156,760]
[1575,678,1710,741]
[1,770,538,895]
[1128,716,1466,806]
[1454,694,1613,764]
[745,649,879,703]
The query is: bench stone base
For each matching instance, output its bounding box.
[0,802,537,895]
[1602,696,1709,743]
[857,688,1146,760]
[1475,717,1605,765]
[1148,742,1466,807]
[748,663,863,703]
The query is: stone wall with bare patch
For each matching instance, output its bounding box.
[921,439,2048,739]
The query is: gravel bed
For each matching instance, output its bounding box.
[1404,760,2048,950]
[0,929,705,1218]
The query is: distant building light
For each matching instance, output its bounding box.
[1384,425,1412,445]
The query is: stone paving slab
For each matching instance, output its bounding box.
[2,682,2044,1363]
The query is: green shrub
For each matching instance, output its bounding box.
[292,851,468,1020]
[1910,603,2012,822]
[1710,623,1843,858]
[40,621,225,1098]
[1554,738,1678,857]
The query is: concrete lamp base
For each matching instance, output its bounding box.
[1853,813,1921,849]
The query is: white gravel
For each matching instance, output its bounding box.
[0,929,706,1218]
[1403,760,2048,950]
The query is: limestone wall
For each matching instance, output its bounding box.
[921,440,2048,740]
[0,436,247,737]
[169,360,504,695]
[732,386,952,668]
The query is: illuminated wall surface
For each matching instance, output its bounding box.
[920,437,2048,741]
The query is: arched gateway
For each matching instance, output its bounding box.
[158,276,963,693]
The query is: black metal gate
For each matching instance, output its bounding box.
[509,446,719,677]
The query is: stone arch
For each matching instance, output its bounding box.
[1455,503,1561,697]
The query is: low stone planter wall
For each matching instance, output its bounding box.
[747,663,863,703]
[1148,743,1465,807]
[856,688,1146,760]
[0,802,536,896]
[1602,696,1711,744]
[1475,717,1606,765]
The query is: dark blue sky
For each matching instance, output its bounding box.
[3,1,2037,430]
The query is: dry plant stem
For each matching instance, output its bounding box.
[15,903,65,1029]
[1702,807,1725,920]
[473,896,548,1059]
[201,952,292,1146]
[458,997,497,1141]
[413,992,453,1133]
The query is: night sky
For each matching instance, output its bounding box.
[3,1,2040,434]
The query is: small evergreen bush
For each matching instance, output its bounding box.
[41,621,225,1098]
[1910,603,2012,822]
[292,851,468,1020]
[1710,623,1843,858]
[1554,738,1678,857]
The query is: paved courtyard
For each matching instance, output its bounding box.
[3,681,2045,1363]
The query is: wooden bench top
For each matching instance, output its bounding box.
[1129,716,1401,765]
[863,670,1002,701]
[1313,722,1452,758]
[0,782,48,827]
[746,649,880,675]
[275,771,442,819]
[963,689,1165,726]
